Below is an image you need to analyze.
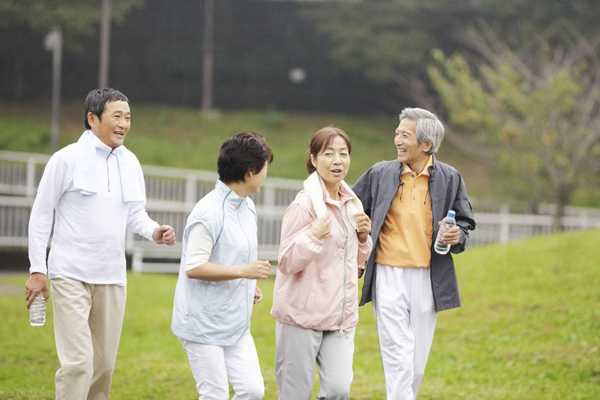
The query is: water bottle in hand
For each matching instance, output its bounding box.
[434,210,456,255]
[30,294,46,327]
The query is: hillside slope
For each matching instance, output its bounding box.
[0,102,491,196]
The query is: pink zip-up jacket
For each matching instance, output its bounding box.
[271,184,372,331]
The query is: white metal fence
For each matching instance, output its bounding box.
[1,149,600,272]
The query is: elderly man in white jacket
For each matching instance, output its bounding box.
[25,88,176,400]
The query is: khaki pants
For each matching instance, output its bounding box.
[51,278,127,400]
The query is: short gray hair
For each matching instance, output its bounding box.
[399,107,445,154]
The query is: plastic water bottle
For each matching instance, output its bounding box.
[30,294,46,327]
[434,210,456,255]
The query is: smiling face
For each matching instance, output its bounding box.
[311,135,351,190]
[88,100,131,148]
[394,118,431,167]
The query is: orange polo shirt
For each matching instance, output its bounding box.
[375,156,434,268]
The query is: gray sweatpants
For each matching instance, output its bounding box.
[275,321,355,400]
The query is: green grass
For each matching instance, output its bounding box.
[0,102,491,195]
[1,230,599,399]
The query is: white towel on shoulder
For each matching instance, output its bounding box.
[303,171,364,232]
[73,130,146,202]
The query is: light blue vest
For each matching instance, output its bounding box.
[171,180,258,346]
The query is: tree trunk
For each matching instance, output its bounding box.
[553,188,570,232]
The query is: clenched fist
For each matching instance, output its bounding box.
[153,225,176,245]
[242,260,271,279]
[310,215,332,240]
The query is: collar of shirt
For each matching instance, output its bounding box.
[87,130,118,158]
[215,179,247,208]
[402,155,434,178]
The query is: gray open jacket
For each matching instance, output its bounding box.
[352,156,476,312]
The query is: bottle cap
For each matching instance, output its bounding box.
[447,210,456,218]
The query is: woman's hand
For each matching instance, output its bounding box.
[242,261,271,279]
[354,213,372,243]
[310,215,332,240]
[358,264,366,279]
[253,286,263,304]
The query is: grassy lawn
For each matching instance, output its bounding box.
[0,102,491,197]
[1,229,599,399]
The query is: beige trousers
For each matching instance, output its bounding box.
[51,278,127,400]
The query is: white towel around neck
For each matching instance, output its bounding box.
[73,130,145,202]
[303,171,364,232]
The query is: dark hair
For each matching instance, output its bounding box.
[217,132,274,184]
[306,127,352,174]
[83,88,129,129]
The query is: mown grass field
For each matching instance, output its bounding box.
[1,230,599,399]
[0,102,491,196]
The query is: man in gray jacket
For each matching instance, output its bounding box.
[353,107,476,399]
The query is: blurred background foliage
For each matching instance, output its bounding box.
[1,0,600,214]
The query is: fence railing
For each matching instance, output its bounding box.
[1,149,600,273]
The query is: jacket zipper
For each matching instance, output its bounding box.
[237,200,253,332]
[337,205,349,331]
[106,149,115,192]
[427,166,439,312]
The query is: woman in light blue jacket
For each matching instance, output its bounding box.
[172,132,273,399]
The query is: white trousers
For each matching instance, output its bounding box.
[179,332,265,400]
[275,322,355,400]
[374,264,437,400]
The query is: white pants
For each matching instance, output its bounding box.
[374,264,437,400]
[275,321,355,400]
[179,332,265,400]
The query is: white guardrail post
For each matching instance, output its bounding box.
[500,204,510,244]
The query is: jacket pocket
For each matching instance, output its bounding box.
[303,279,316,314]
[183,280,195,316]
[201,282,217,313]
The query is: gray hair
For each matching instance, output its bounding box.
[399,107,445,154]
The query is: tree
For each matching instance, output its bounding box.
[301,0,449,109]
[0,0,144,99]
[0,0,144,50]
[302,0,600,110]
[428,21,600,229]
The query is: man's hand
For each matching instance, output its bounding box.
[153,225,176,245]
[354,212,372,243]
[25,273,49,309]
[310,215,332,240]
[438,222,460,246]
[254,286,263,304]
[242,261,271,280]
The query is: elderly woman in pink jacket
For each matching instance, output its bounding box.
[271,127,373,399]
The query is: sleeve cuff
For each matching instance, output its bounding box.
[145,222,161,242]
[29,266,47,275]
[305,230,324,253]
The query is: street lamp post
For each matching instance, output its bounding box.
[44,27,63,154]
[99,0,111,88]
[201,0,215,113]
